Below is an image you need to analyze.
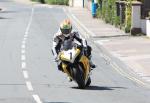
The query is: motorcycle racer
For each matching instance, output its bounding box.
[52,19,96,72]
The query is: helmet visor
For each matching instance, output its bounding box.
[60,27,72,35]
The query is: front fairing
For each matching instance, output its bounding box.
[59,48,80,63]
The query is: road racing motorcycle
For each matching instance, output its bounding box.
[57,40,92,89]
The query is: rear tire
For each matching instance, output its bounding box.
[72,65,85,89]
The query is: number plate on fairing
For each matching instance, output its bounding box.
[60,48,80,63]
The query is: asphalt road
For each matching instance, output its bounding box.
[0,0,150,103]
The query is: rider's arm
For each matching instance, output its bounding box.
[52,33,60,58]
[73,32,87,47]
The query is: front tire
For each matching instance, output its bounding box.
[72,65,85,89]
[86,77,91,87]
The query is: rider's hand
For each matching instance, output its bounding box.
[84,47,88,56]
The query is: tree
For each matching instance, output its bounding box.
[40,0,45,3]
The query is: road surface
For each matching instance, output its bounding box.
[0,0,150,103]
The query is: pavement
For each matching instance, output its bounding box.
[12,0,32,4]
[66,7,150,84]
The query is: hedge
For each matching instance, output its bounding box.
[31,0,69,5]
[96,0,134,33]
[45,0,69,5]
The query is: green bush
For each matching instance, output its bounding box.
[96,0,133,33]
[115,16,120,27]
[45,0,69,5]
[31,0,69,5]
[125,1,132,33]
[97,0,116,24]
[96,6,101,18]
[31,0,45,2]
[31,0,40,2]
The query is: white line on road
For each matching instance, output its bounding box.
[23,37,27,41]
[24,34,28,38]
[21,62,26,69]
[137,72,145,77]
[21,49,26,54]
[25,31,29,35]
[22,40,26,44]
[25,6,34,34]
[21,44,26,49]
[20,5,43,103]
[32,94,42,103]
[63,8,96,38]
[23,70,29,79]
[94,40,110,45]
[21,55,26,61]
[26,81,34,91]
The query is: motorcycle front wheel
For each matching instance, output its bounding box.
[72,64,85,89]
[86,77,91,87]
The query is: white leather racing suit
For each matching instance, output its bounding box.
[52,29,95,69]
[52,29,87,59]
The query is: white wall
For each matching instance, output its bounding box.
[146,19,150,37]
[73,0,83,7]
[141,19,150,37]
[141,19,146,34]
[132,5,141,28]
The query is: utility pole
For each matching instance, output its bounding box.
[83,0,84,8]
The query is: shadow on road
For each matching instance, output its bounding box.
[0,11,17,13]
[72,85,127,91]
[44,102,71,103]
[0,17,10,19]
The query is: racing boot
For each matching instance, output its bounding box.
[67,77,72,82]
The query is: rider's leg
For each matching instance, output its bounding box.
[57,62,64,72]
[87,46,96,68]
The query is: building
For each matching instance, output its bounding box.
[69,0,84,7]
[132,0,150,36]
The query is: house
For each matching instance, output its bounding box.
[132,0,150,36]
[69,0,150,37]
[69,0,95,9]
[69,0,84,7]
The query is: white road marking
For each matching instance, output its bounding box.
[24,34,28,38]
[94,40,110,45]
[22,40,26,44]
[21,5,43,103]
[111,52,122,58]
[23,70,29,79]
[32,94,42,103]
[21,55,26,61]
[23,37,27,41]
[25,31,29,35]
[71,14,94,37]
[25,6,34,34]
[21,49,26,54]
[63,8,90,38]
[99,39,110,42]
[21,62,26,69]
[21,44,26,49]
[26,81,34,91]
[96,41,104,45]
[137,72,145,77]
[64,6,150,89]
